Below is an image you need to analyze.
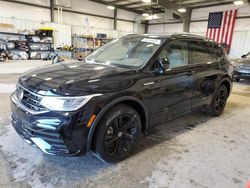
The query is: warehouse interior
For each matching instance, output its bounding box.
[0,0,249,60]
[0,0,250,188]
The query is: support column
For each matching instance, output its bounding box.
[183,8,192,33]
[114,8,117,30]
[145,21,149,34]
[50,0,55,22]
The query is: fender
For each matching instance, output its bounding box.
[216,75,233,94]
[86,96,149,152]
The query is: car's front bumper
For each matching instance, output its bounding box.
[10,93,92,156]
[233,69,250,79]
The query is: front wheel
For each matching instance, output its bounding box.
[208,84,229,117]
[94,104,141,162]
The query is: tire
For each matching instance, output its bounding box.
[94,104,141,163]
[208,84,229,117]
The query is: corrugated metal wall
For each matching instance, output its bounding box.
[0,17,72,47]
[51,23,72,47]
[191,30,250,58]
[230,30,250,58]
[149,22,250,58]
[0,16,137,48]
[2,16,250,58]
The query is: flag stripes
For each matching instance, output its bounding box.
[206,10,237,50]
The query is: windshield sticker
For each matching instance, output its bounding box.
[141,38,161,45]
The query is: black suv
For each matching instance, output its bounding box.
[11,34,233,162]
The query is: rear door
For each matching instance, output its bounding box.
[188,40,222,111]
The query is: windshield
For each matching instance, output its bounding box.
[85,36,163,69]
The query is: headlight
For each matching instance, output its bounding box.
[40,94,102,111]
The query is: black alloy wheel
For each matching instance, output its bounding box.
[208,84,229,116]
[94,104,141,162]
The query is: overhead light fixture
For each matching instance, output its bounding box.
[142,0,151,3]
[178,8,186,13]
[152,15,158,19]
[233,0,244,5]
[107,5,115,10]
[142,13,150,17]
[147,14,158,20]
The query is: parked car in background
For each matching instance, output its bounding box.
[11,34,233,162]
[232,51,250,82]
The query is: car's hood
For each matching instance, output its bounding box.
[19,61,136,96]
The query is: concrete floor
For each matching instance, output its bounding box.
[0,61,250,188]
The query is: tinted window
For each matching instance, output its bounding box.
[213,43,224,59]
[158,41,189,68]
[189,41,213,64]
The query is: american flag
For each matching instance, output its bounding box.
[206,10,238,51]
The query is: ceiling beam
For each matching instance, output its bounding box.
[123,2,144,7]
[157,0,183,18]
[111,0,127,3]
[0,0,138,23]
[90,0,142,14]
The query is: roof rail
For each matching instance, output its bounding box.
[171,32,206,39]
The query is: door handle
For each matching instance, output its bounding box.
[186,70,195,76]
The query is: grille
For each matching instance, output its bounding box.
[17,85,47,112]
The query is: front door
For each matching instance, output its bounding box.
[148,40,194,127]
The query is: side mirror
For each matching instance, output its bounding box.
[160,58,170,68]
[155,58,170,75]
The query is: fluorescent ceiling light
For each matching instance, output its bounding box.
[152,15,158,19]
[107,5,115,10]
[147,14,158,20]
[178,8,186,13]
[233,0,244,5]
[142,0,151,3]
[142,13,150,17]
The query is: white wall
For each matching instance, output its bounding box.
[0,16,71,47]
[147,3,250,57]
[69,0,113,18]
[191,4,250,21]
[0,1,50,22]
[191,4,250,57]
[148,23,183,34]
[11,0,50,6]
[191,4,250,34]
[0,0,144,38]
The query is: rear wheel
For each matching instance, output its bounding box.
[94,104,141,162]
[208,84,229,117]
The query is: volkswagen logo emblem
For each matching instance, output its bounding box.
[17,88,24,101]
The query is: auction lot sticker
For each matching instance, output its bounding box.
[141,38,161,45]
